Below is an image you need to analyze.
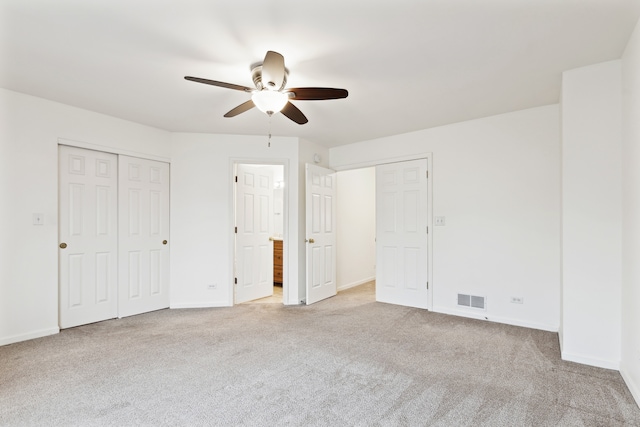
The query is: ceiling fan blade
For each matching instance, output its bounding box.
[287,87,349,100]
[184,76,252,92]
[261,51,286,90]
[280,101,308,125]
[224,100,256,117]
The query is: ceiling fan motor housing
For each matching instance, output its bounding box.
[252,65,288,91]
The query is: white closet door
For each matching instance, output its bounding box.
[305,164,337,305]
[59,146,118,328]
[118,156,170,317]
[376,159,429,309]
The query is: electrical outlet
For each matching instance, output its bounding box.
[434,216,446,226]
[208,283,217,290]
[510,296,524,304]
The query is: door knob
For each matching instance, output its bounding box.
[162,240,168,245]
[306,238,315,243]
[269,237,274,241]
[59,242,67,249]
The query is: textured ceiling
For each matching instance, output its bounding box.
[1,0,639,147]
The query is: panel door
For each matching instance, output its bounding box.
[235,165,275,304]
[59,146,118,328]
[376,159,429,309]
[305,164,337,305]
[118,156,170,317]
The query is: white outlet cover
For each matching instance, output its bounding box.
[435,216,446,226]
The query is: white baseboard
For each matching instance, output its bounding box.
[337,277,375,292]
[170,301,231,309]
[620,364,640,408]
[561,351,620,370]
[0,327,59,347]
[432,305,559,332]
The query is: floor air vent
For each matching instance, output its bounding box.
[457,293,486,310]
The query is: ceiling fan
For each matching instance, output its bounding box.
[185,51,348,125]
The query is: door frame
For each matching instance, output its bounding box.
[58,138,171,164]
[229,158,290,306]
[333,153,433,311]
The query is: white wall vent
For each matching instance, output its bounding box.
[457,293,486,310]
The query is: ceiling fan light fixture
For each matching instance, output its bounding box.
[251,90,289,115]
[185,50,347,125]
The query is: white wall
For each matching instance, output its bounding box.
[169,133,300,307]
[0,88,171,345]
[330,105,561,331]
[561,61,622,369]
[336,168,376,290]
[621,18,640,405]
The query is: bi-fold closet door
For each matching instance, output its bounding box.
[58,145,170,329]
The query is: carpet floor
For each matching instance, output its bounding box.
[1,282,639,426]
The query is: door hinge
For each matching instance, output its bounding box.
[426,171,429,179]
[235,176,238,183]
[235,226,237,233]
[234,277,237,284]
[427,281,429,289]
[426,226,429,234]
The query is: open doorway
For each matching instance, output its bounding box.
[336,167,376,291]
[233,162,286,305]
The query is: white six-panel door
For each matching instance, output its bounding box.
[118,156,170,317]
[376,159,429,309]
[59,146,118,328]
[305,164,337,305]
[235,164,274,304]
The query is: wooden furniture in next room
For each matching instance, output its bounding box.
[273,239,283,285]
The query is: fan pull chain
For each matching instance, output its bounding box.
[268,114,273,148]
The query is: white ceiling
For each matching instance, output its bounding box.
[1,0,639,148]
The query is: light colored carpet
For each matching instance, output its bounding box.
[240,285,283,305]
[1,282,639,426]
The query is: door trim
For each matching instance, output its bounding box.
[58,138,170,163]
[229,158,290,306]
[331,152,432,172]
